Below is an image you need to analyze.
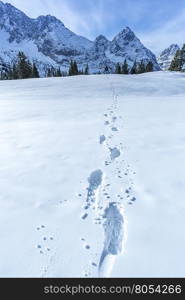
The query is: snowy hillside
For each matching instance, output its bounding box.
[0,1,160,74]
[0,72,185,277]
[158,44,180,70]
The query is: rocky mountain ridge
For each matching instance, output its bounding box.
[0,1,160,75]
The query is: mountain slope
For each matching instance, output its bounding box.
[158,44,180,70]
[108,27,159,68]
[0,1,160,75]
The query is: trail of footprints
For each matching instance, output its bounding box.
[35,224,57,277]
[80,79,137,277]
[35,80,137,277]
[36,225,54,255]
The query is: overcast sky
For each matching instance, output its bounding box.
[2,0,185,54]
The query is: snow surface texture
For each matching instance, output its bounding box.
[0,1,160,74]
[0,72,185,277]
[158,44,180,70]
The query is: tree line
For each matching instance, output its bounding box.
[169,44,185,71]
[115,59,154,75]
[0,52,90,80]
[0,51,154,80]
[68,60,89,76]
[1,52,40,80]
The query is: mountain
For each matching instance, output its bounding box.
[158,44,180,70]
[86,27,160,73]
[0,1,160,75]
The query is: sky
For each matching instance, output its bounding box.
[1,0,185,54]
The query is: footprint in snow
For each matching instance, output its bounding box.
[112,116,117,122]
[92,262,97,267]
[99,203,124,273]
[86,170,103,206]
[109,147,121,161]
[131,197,136,202]
[112,127,118,132]
[81,213,88,220]
[36,224,46,231]
[99,135,106,144]
[36,225,54,255]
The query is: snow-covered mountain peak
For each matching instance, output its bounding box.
[111,27,140,52]
[0,1,33,43]
[158,44,180,70]
[93,35,110,52]
[160,44,180,57]
[95,35,109,42]
[0,0,160,74]
[0,1,29,19]
[94,35,110,49]
[119,26,134,34]
[161,44,179,56]
[36,14,64,27]
[107,26,159,71]
[114,26,136,42]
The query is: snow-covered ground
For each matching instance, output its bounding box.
[0,71,184,278]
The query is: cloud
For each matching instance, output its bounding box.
[1,0,112,40]
[2,0,149,40]
[139,9,185,54]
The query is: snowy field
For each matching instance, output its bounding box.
[0,71,184,278]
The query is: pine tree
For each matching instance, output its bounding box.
[115,63,121,74]
[68,61,73,76]
[104,66,109,73]
[136,60,146,74]
[130,61,137,74]
[17,52,32,79]
[122,59,129,74]
[32,63,40,78]
[181,44,185,59]
[52,68,55,77]
[7,67,13,80]
[146,61,153,72]
[0,63,11,80]
[47,68,52,77]
[84,64,89,75]
[56,67,62,77]
[73,61,78,75]
[51,67,57,77]
[169,49,183,71]
[11,64,18,79]
[0,70,7,80]
[53,68,57,77]
[68,60,79,76]
[180,44,185,71]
